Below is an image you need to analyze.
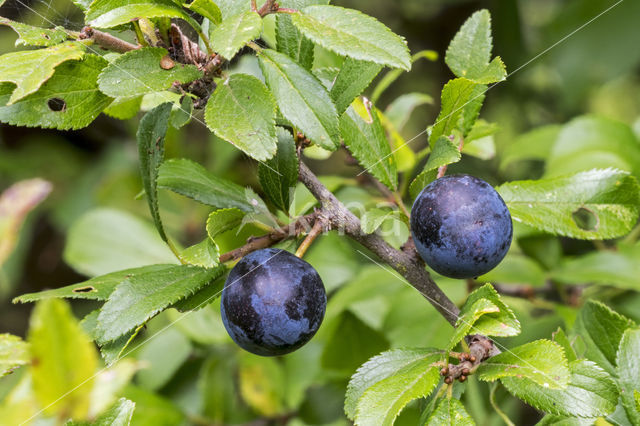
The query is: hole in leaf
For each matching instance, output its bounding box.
[72,286,96,293]
[42,33,50,40]
[47,98,66,112]
[572,207,599,231]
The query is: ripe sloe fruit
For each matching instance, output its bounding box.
[410,175,512,279]
[220,248,326,356]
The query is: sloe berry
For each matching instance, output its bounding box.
[410,175,512,279]
[221,248,326,356]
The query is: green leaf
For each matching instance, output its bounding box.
[322,311,389,376]
[474,57,507,84]
[82,310,142,365]
[502,360,619,418]
[353,351,441,425]
[87,0,200,30]
[206,208,245,240]
[546,116,640,179]
[536,415,592,426]
[122,385,185,425]
[477,340,570,389]
[0,334,29,376]
[68,397,137,426]
[409,136,461,199]
[29,299,98,418]
[552,327,578,363]
[459,84,486,136]
[340,99,397,189]
[210,10,262,60]
[96,264,224,343]
[136,329,191,391]
[14,265,176,303]
[551,241,640,291]
[330,58,382,115]
[425,398,474,425]
[500,124,561,170]
[169,95,193,129]
[0,179,51,267]
[258,128,299,211]
[238,354,286,416]
[137,102,172,242]
[497,168,640,240]
[181,238,220,268]
[94,398,136,426]
[0,17,68,47]
[103,96,142,120]
[447,298,500,351]
[477,253,546,287]
[617,328,640,424]
[185,0,222,24]
[291,5,411,70]
[64,208,177,276]
[377,110,416,173]
[0,54,112,130]
[385,92,433,132]
[345,348,441,419]
[445,9,506,83]
[0,41,85,104]
[170,272,226,312]
[98,48,202,98]
[158,158,264,212]
[259,48,340,151]
[205,73,278,161]
[465,119,499,143]
[429,78,477,146]
[574,300,635,376]
[454,283,520,341]
[215,0,250,19]
[361,208,401,234]
[275,14,314,70]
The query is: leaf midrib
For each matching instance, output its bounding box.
[261,52,335,146]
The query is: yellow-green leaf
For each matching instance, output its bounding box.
[29,299,98,419]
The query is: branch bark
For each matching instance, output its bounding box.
[298,161,460,326]
[79,27,139,53]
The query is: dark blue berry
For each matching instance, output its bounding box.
[410,175,512,279]
[220,248,326,356]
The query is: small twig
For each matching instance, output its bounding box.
[276,8,298,14]
[79,26,140,53]
[295,218,325,258]
[251,0,258,12]
[257,0,280,16]
[219,213,317,263]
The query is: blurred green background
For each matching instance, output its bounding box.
[1,0,639,424]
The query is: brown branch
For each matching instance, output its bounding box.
[257,0,280,16]
[440,335,501,383]
[79,26,139,53]
[298,161,460,326]
[219,212,318,263]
